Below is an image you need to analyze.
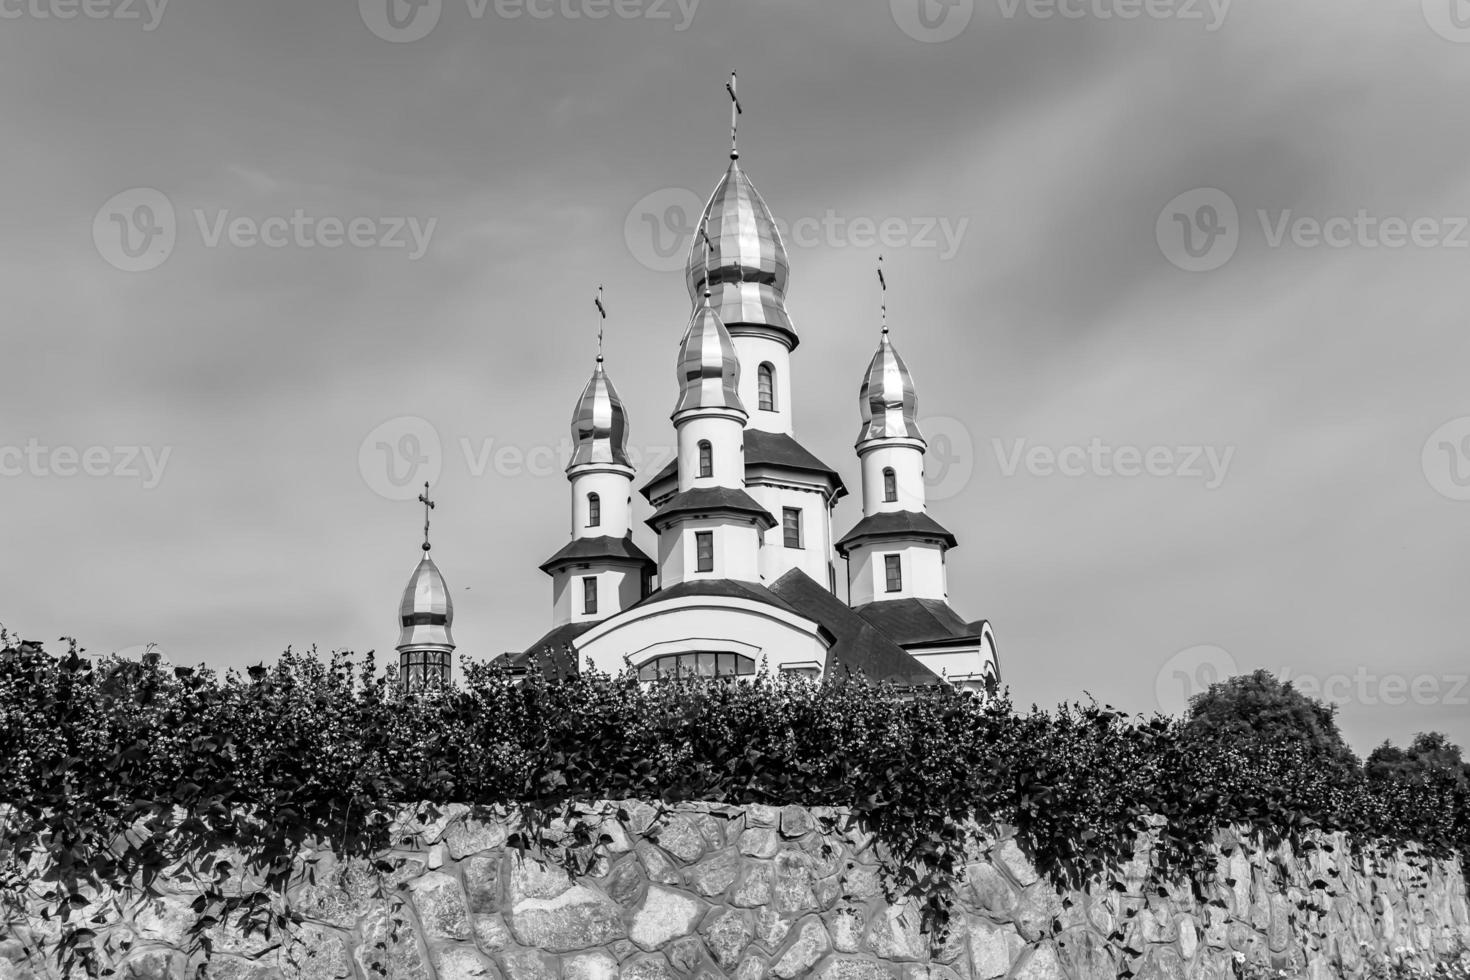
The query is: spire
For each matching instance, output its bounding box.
[857,265,924,445]
[727,70,742,160]
[396,487,454,688]
[594,285,607,364]
[418,482,435,553]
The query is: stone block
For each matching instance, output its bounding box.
[818,959,900,980]
[283,924,351,979]
[992,840,1039,887]
[739,827,780,859]
[774,850,818,914]
[509,883,626,952]
[864,905,925,961]
[780,806,815,839]
[464,853,503,913]
[701,907,755,966]
[649,816,706,864]
[497,948,561,980]
[433,945,501,979]
[827,906,865,953]
[732,863,774,908]
[755,909,792,949]
[445,818,510,860]
[621,953,679,980]
[355,906,431,980]
[472,913,512,951]
[688,849,742,898]
[411,871,473,942]
[562,950,620,980]
[629,885,707,951]
[770,918,832,978]
[967,918,1023,980]
[634,841,683,886]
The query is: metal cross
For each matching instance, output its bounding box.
[726,71,742,159]
[594,285,607,362]
[878,255,888,335]
[700,228,715,300]
[418,482,435,552]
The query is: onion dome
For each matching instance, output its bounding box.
[858,333,924,445]
[686,159,796,347]
[396,555,455,651]
[675,290,744,416]
[569,358,632,469]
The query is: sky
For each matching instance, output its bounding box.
[3,0,1468,755]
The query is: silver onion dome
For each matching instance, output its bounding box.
[396,555,455,652]
[569,359,632,469]
[675,293,744,416]
[858,334,924,444]
[686,159,796,345]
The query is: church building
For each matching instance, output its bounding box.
[394,78,999,692]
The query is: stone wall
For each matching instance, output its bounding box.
[2,802,1467,979]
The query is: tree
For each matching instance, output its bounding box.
[1366,732,1468,786]
[1182,669,1360,772]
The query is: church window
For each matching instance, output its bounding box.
[884,554,902,593]
[883,468,897,503]
[582,576,598,615]
[782,507,802,549]
[698,441,713,479]
[587,492,601,527]
[758,363,776,411]
[696,531,714,572]
[637,651,756,681]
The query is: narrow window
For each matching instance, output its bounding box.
[698,440,713,479]
[696,531,714,573]
[587,492,601,528]
[883,468,897,503]
[758,363,775,412]
[582,576,598,615]
[884,554,902,593]
[782,507,802,549]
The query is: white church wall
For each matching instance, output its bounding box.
[568,469,634,539]
[657,517,763,587]
[859,442,927,516]
[731,332,793,436]
[675,414,745,491]
[550,565,643,626]
[574,595,829,677]
[744,482,833,588]
[847,539,947,606]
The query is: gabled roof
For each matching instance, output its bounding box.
[645,487,777,532]
[768,570,941,686]
[539,535,655,575]
[500,620,600,677]
[855,598,988,648]
[640,430,846,502]
[835,510,958,556]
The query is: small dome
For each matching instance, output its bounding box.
[569,359,632,469]
[397,556,455,652]
[858,334,924,444]
[675,294,744,416]
[686,159,796,346]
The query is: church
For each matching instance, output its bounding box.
[394,78,1000,693]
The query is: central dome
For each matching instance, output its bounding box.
[686,159,796,347]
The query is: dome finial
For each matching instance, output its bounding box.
[700,227,715,303]
[726,70,742,160]
[878,255,889,337]
[418,482,436,552]
[594,285,607,363]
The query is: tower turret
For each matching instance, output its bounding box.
[396,483,454,690]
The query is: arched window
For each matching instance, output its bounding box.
[883,468,897,503]
[758,363,776,412]
[698,440,713,479]
[638,651,756,682]
[587,492,601,527]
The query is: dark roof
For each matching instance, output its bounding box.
[768,570,941,686]
[835,510,958,556]
[623,577,813,624]
[856,598,988,648]
[646,487,777,532]
[500,621,600,677]
[539,535,655,575]
[640,430,846,502]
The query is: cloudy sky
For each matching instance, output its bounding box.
[4,0,1468,753]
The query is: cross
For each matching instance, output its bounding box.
[877,255,888,335]
[700,227,715,300]
[418,482,435,552]
[594,285,607,362]
[726,71,742,160]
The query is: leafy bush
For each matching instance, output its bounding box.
[0,638,1466,975]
